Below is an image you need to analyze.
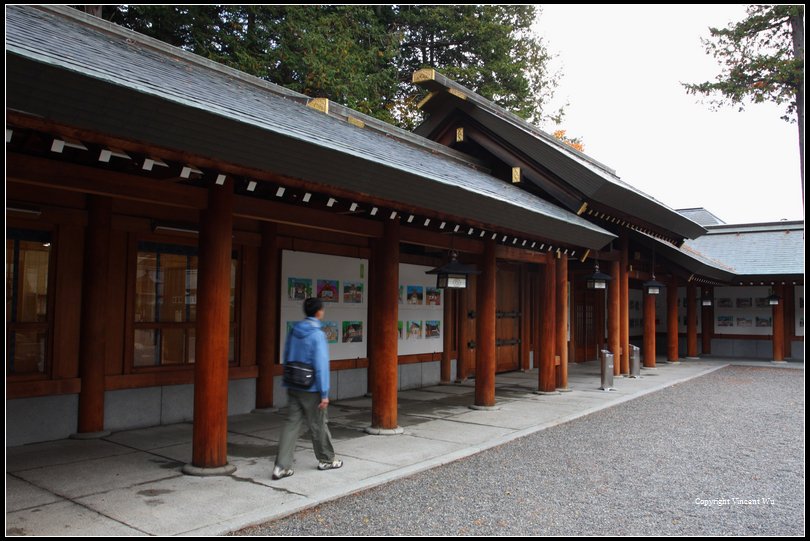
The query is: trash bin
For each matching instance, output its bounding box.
[600,349,615,391]
[629,344,641,378]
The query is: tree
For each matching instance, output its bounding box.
[552,130,584,153]
[683,5,805,199]
[98,5,563,130]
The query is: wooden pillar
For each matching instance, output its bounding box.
[667,279,679,362]
[643,290,656,368]
[474,240,496,407]
[772,284,786,362]
[608,259,621,375]
[701,286,713,354]
[255,222,278,409]
[440,288,453,383]
[619,236,630,374]
[556,256,569,389]
[188,179,234,472]
[686,283,698,357]
[520,265,531,372]
[457,278,472,381]
[538,253,557,392]
[369,220,400,430]
[76,196,112,435]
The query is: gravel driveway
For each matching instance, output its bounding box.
[235,365,805,536]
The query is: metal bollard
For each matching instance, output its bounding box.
[629,345,641,378]
[600,349,615,391]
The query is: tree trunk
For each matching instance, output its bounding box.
[790,12,805,204]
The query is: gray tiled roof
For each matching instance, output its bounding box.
[676,208,726,226]
[5,5,614,250]
[683,222,804,276]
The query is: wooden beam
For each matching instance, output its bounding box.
[538,253,557,392]
[772,284,786,361]
[619,236,630,374]
[7,153,207,209]
[400,227,482,254]
[494,245,550,264]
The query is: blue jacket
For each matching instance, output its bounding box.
[283,317,330,399]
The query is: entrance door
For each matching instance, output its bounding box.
[495,265,520,372]
[573,288,604,362]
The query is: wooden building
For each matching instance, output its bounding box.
[5,6,803,471]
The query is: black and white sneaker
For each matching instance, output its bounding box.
[317,459,343,471]
[272,465,294,480]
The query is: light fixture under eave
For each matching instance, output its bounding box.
[768,291,780,306]
[425,251,480,289]
[586,261,612,290]
[701,296,713,307]
[643,276,665,295]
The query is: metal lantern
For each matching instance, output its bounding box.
[701,296,713,307]
[426,251,480,289]
[768,292,780,306]
[586,262,612,290]
[643,276,665,295]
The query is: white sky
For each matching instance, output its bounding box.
[534,4,804,225]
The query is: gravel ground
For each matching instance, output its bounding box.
[235,366,805,536]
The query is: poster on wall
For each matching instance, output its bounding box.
[398,263,444,355]
[281,250,368,361]
[713,286,774,336]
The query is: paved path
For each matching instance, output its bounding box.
[236,365,805,536]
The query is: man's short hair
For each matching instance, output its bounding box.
[304,297,323,317]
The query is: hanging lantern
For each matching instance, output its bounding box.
[643,275,665,295]
[586,262,612,290]
[426,251,480,289]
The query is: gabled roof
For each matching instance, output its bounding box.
[683,221,804,277]
[413,69,707,242]
[5,5,615,250]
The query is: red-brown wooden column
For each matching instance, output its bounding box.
[75,196,112,437]
[521,265,532,372]
[608,259,621,376]
[456,282,469,381]
[473,240,496,408]
[701,286,713,354]
[441,288,453,383]
[556,256,570,390]
[186,179,234,474]
[686,283,698,358]
[772,284,786,362]
[643,290,657,368]
[619,236,630,374]
[537,253,557,393]
[255,222,278,409]
[667,279,679,363]
[368,220,401,433]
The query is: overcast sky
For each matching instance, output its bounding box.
[534,4,803,225]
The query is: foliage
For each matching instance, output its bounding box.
[552,130,584,153]
[683,5,804,123]
[98,5,562,129]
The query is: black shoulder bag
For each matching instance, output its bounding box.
[283,361,315,388]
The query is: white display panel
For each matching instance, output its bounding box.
[398,263,444,356]
[795,286,804,337]
[713,286,774,336]
[280,250,368,361]
[629,289,643,337]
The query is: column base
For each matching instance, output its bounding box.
[556,387,573,393]
[70,430,111,440]
[770,360,788,365]
[686,357,700,360]
[666,360,681,364]
[642,366,658,370]
[468,404,501,411]
[439,380,454,385]
[182,463,237,476]
[251,407,279,414]
[364,426,404,435]
[533,390,561,396]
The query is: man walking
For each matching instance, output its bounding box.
[273,297,343,480]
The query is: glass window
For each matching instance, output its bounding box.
[133,242,237,367]
[6,229,51,375]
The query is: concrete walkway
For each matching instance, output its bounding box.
[5,357,801,536]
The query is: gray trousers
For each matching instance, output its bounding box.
[275,389,335,469]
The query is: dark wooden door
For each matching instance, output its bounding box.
[573,288,602,362]
[495,265,520,372]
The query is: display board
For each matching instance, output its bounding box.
[280,250,368,361]
[629,289,643,337]
[795,286,804,337]
[713,286,774,336]
[398,263,444,356]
